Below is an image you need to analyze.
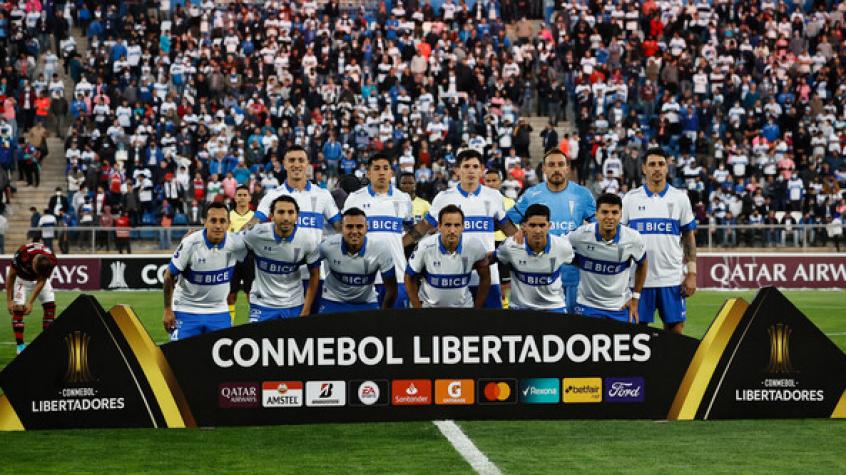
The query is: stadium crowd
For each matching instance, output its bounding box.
[0,0,844,251]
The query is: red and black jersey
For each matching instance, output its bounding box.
[11,243,57,281]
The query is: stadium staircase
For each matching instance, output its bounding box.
[5,30,85,251]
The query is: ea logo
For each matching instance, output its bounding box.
[358,381,380,405]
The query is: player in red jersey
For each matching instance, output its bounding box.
[5,243,58,354]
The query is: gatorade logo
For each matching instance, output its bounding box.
[435,379,474,405]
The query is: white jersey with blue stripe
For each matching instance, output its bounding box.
[495,234,575,311]
[425,184,507,285]
[342,184,413,281]
[255,180,341,279]
[506,181,596,286]
[568,223,646,311]
[242,223,321,308]
[406,234,488,308]
[320,234,395,304]
[622,184,696,287]
[169,230,247,314]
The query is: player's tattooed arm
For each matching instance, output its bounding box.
[498,219,518,237]
[681,230,697,297]
[402,220,432,248]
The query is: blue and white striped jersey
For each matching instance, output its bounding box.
[168,230,247,314]
[320,234,395,304]
[622,184,695,287]
[243,223,321,309]
[425,184,508,286]
[495,234,575,311]
[568,223,646,311]
[406,234,488,308]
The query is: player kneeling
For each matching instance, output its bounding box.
[6,243,58,354]
[494,204,575,313]
[319,207,397,313]
[568,193,648,324]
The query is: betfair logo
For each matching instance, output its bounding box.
[64,331,95,383]
[562,378,602,403]
[767,323,796,374]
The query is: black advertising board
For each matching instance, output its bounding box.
[0,288,844,430]
[161,309,699,426]
[100,257,171,290]
[0,297,175,429]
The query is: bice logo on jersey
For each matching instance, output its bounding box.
[305,381,346,407]
[435,379,474,405]
[391,379,431,405]
[262,381,303,408]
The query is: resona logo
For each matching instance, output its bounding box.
[107,262,128,289]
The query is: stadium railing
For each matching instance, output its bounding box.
[26,224,844,252]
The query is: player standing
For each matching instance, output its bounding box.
[227,185,255,322]
[6,242,58,354]
[495,204,575,313]
[398,172,431,225]
[506,149,595,314]
[406,205,490,308]
[403,149,517,308]
[319,208,397,313]
[252,146,342,313]
[163,202,247,341]
[568,194,648,323]
[243,196,321,321]
[622,148,697,334]
[342,154,413,307]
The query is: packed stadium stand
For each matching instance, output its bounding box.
[0,0,844,252]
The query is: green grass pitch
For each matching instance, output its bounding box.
[0,290,843,473]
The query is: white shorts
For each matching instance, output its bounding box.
[13,278,55,305]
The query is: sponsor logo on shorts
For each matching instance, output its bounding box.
[391,379,431,405]
[562,378,602,403]
[518,378,559,404]
[604,377,645,403]
[435,379,474,405]
[349,380,389,406]
[305,381,346,407]
[261,381,303,408]
[218,382,260,408]
[478,379,517,404]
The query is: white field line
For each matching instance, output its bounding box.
[433,420,502,475]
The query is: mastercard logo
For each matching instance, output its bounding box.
[478,379,517,404]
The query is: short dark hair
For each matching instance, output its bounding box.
[204,201,228,218]
[596,193,623,209]
[456,148,483,166]
[543,148,568,164]
[33,254,55,279]
[399,171,415,181]
[271,195,300,214]
[284,145,307,159]
[342,207,367,220]
[485,169,502,179]
[235,184,249,193]
[524,204,550,221]
[368,153,392,168]
[438,204,465,223]
[644,147,668,162]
